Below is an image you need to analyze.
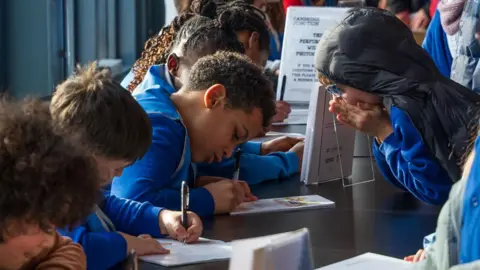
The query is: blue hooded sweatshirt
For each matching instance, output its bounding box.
[58,194,164,270]
[119,66,299,186]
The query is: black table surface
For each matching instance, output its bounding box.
[140,126,442,270]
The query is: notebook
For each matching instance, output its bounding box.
[229,228,314,270]
[140,238,231,267]
[231,195,335,216]
[316,253,415,270]
[250,131,305,143]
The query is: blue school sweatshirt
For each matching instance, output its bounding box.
[58,194,163,270]
[120,65,299,185]
[422,9,453,78]
[372,106,452,205]
[460,133,480,264]
[111,70,215,216]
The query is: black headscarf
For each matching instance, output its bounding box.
[315,8,480,182]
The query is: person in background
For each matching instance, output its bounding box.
[52,63,203,270]
[422,8,453,77]
[450,0,480,93]
[112,51,277,216]
[386,0,431,30]
[315,8,480,205]
[0,99,100,270]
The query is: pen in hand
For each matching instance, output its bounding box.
[233,149,242,180]
[181,181,189,245]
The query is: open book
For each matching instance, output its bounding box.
[231,195,335,216]
[229,228,314,270]
[140,238,231,267]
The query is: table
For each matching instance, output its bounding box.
[140,126,442,270]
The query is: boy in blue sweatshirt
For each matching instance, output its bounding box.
[112,51,278,216]
[314,8,480,205]
[121,14,304,186]
[51,63,203,270]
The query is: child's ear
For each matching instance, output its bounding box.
[248,32,260,50]
[167,53,180,77]
[204,84,227,109]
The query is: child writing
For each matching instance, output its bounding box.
[0,99,100,270]
[123,3,303,185]
[112,51,277,216]
[314,8,480,205]
[52,64,203,270]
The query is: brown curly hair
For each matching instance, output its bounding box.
[0,99,100,242]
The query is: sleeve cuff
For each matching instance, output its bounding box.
[140,204,163,237]
[285,151,300,175]
[378,132,401,156]
[189,187,215,216]
[240,142,262,155]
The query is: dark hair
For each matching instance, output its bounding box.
[187,51,276,127]
[128,0,270,92]
[0,99,100,242]
[128,0,218,92]
[216,1,270,51]
[51,62,152,161]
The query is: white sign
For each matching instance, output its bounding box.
[301,83,356,185]
[277,7,348,103]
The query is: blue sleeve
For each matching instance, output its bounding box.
[111,115,215,216]
[239,141,262,154]
[102,195,163,237]
[422,10,452,78]
[373,107,452,205]
[196,151,299,185]
[58,226,127,270]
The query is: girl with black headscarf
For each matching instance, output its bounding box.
[314,7,480,205]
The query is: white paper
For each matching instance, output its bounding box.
[140,238,231,267]
[229,228,313,270]
[231,195,334,216]
[277,7,348,103]
[272,108,309,125]
[316,253,415,270]
[249,131,305,143]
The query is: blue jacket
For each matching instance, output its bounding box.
[111,71,215,216]
[422,9,453,78]
[58,194,163,270]
[460,132,480,264]
[372,106,452,205]
[121,65,299,185]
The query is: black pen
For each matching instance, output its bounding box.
[181,181,189,244]
[279,75,287,101]
[233,149,242,180]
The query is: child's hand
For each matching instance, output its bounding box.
[272,101,291,123]
[196,176,224,187]
[329,98,393,141]
[158,210,203,243]
[411,9,430,31]
[261,136,304,155]
[404,249,426,263]
[204,179,257,214]
[119,233,170,256]
[289,141,305,171]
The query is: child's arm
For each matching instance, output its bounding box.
[196,151,300,185]
[111,115,215,216]
[373,108,453,205]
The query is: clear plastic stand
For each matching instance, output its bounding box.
[301,83,375,187]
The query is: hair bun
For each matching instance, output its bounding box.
[190,0,217,19]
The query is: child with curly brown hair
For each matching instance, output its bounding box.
[0,99,100,270]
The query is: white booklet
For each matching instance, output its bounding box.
[231,195,334,216]
[316,253,415,270]
[140,238,231,267]
[250,131,305,143]
[229,228,314,270]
